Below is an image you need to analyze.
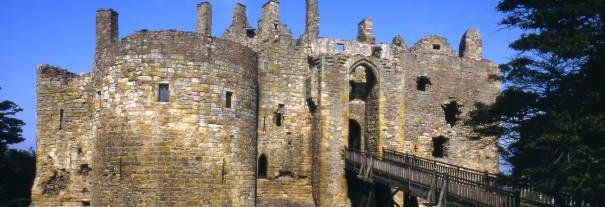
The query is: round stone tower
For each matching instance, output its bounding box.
[91,9,258,206]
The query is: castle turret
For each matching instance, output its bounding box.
[357,18,375,44]
[95,9,118,60]
[304,0,319,42]
[459,28,482,60]
[196,2,212,37]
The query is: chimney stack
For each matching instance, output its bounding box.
[96,9,118,55]
[357,18,375,44]
[196,2,212,37]
[305,0,319,42]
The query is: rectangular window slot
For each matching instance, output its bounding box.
[225,91,233,108]
[432,44,441,50]
[158,83,169,102]
[59,109,64,130]
[336,43,345,53]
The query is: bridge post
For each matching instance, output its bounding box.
[514,188,521,207]
[426,171,438,205]
[436,175,448,207]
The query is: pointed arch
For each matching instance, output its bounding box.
[349,58,380,83]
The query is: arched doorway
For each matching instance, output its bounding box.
[349,119,362,150]
[258,154,268,178]
[347,61,388,207]
[348,62,379,153]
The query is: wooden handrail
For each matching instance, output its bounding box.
[344,148,591,207]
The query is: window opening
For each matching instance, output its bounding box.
[433,44,441,50]
[432,136,448,158]
[416,76,432,91]
[274,104,285,126]
[258,154,268,178]
[158,84,169,102]
[336,43,345,53]
[225,91,233,108]
[59,109,64,130]
[442,100,462,126]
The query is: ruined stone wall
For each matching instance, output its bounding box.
[307,50,405,206]
[403,35,500,172]
[32,65,94,206]
[89,31,258,206]
[255,41,314,206]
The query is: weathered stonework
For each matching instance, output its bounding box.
[32,1,500,206]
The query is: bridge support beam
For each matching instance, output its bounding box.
[436,175,448,207]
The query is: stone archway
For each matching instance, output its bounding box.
[348,61,380,153]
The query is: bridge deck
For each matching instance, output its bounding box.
[344,149,590,207]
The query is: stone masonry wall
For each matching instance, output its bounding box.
[255,41,314,206]
[32,65,94,206]
[403,35,500,172]
[90,31,258,206]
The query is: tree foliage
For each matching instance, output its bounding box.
[0,149,35,206]
[467,0,604,204]
[0,87,25,154]
[0,87,33,206]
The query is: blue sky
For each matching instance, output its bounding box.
[0,0,519,153]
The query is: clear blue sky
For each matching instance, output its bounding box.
[0,0,519,152]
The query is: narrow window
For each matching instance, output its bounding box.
[59,109,64,130]
[96,91,102,108]
[81,201,91,206]
[372,46,382,57]
[432,136,448,158]
[258,154,268,178]
[336,43,345,53]
[263,117,266,131]
[158,84,169,102]
[225,91,233,108]
[274,104,285,126]
[416,76,432,91]
[275,113,283,126]
[432,44,441,50]
[442,100,462,126]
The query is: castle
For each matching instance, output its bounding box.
[31,1,500,206]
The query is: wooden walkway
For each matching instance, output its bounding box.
[344,148,590,207]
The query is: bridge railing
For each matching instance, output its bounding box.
[383,149,500,186]
[345,148,592,207]
[384,149,592,206]
[346,149,519,207]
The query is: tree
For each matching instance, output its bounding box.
[0,149,35,207]
[0,87,33,206]
[467,0,604,205]
[0,87,25,154]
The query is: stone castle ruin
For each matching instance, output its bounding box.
[32,0,500,206]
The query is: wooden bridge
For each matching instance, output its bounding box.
[344,148,590,207]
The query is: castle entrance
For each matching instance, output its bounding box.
[346,61,390,206]
[347,62,379,153]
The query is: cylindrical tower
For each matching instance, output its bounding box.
[91,30,258,206]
